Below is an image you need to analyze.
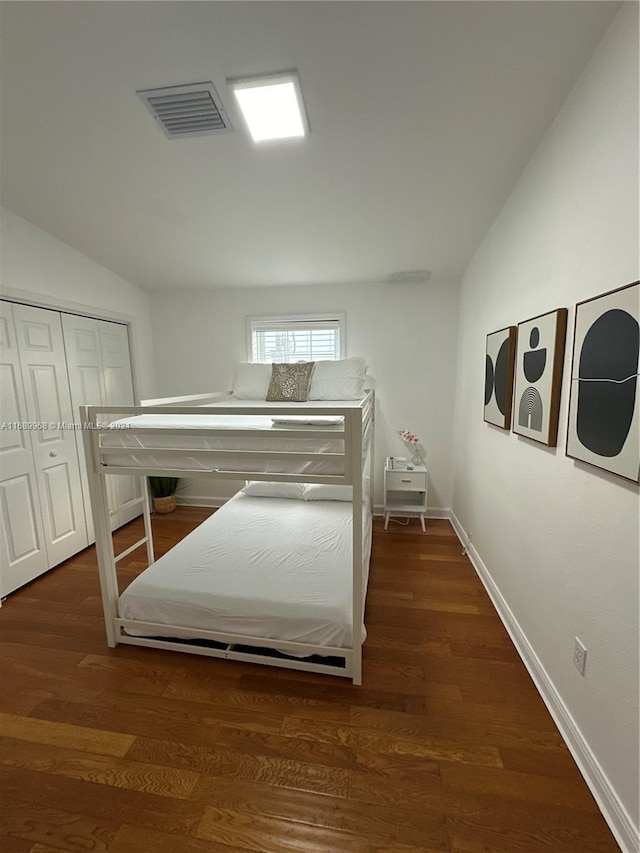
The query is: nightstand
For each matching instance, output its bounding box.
[384,463,428,532]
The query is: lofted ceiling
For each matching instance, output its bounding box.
[0,1,618,291]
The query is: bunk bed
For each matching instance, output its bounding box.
[80,389,375,684]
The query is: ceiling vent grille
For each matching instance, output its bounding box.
[137,82,233,139]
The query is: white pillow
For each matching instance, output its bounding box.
[241,481,306,499]
[231,363,271,399]
[302,484,353,501]
[232,358,367,401]
[308,358,367,401]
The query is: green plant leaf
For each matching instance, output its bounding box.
[148,477,180,498]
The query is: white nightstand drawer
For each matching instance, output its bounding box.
[386,471,426,491]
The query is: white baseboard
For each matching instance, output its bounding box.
[177,495,226,508]
[449,511,639,853]
[426,506,451,519]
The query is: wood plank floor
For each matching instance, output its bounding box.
[0,508,620,853]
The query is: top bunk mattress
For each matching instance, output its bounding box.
[119,491,372,649]
[100,398,363,475]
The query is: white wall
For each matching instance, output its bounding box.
[0,207,156,398]
[151,278,460,509]
[452,4,639,844]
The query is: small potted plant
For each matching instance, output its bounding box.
[148,477,180,514]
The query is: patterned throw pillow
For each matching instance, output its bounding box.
[266,362,316,402]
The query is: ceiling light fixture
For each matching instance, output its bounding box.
[228,71,309,142]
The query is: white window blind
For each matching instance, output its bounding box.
[249,315,344,363]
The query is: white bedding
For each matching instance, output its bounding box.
[119,492,372,649]
[102,399,360,474]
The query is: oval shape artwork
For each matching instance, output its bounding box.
[577,308,639,457]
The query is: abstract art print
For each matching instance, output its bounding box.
[484,326,517,429]
[566,281,639,483]
[513,308,568,446]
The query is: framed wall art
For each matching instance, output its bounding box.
[484,326,517,429]
[566,281,639,483]
[512,308,568,447]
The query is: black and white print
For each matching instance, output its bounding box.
[484,326,517,429]
[566,281,640,482]
[513,308,568,447]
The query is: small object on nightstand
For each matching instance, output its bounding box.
[384,461,428,532]
[387,456,408,470]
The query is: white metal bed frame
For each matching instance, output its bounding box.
[80,390,375,685]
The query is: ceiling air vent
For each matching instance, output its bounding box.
[137,82,233,139]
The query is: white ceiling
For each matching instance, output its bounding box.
[0,1,618,291]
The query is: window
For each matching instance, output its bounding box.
[248,314,345,363]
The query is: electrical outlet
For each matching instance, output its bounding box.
[468,531,473,542]
[573,638,587,676]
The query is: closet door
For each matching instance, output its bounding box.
[0,303,49,595]
[62,314,141,534]
[99,321,143,527]
[12,304,89,568]
[60,313,109,540]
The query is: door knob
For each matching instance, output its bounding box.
[49,450,58,458]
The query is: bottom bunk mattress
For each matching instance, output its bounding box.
[119,491,372,649]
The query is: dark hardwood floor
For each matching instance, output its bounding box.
[0,508,620,852]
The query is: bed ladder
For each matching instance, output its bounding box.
[113,479,155,567]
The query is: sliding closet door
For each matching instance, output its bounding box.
[61,313,111,539]
[99,321,142,526]
[62,313,141,534]
[0,302,49,595]
[12,304,89,568]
